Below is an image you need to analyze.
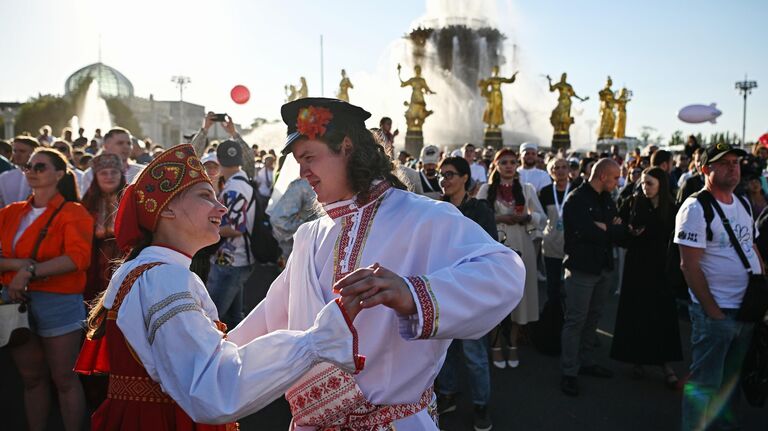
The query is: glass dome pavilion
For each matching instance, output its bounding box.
[65,62,134,98]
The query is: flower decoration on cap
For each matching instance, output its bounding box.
[296,106,333,140]
[114,144,211,251]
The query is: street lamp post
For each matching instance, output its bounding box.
[734,76,757,148]
[171,75,191,144]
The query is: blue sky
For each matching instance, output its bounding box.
[0,0,765,147]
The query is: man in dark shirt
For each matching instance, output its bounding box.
[560,159,627,396]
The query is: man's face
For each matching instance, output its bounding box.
[103,132,132,163]
[523,149,537,168]
[264,158,275,169]
[600,165,621,192]
[704,153,741,190]
[11,141,34,165]
[293,138,352,204]
[423,163,437,177]
[463,146,475,162]
[381,120,392,132]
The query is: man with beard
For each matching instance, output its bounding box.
[517,142,552,192]
[419,145,442,199]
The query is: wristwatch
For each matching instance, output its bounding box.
[25,263,36,279]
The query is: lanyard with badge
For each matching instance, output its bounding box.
[553,182,571,231]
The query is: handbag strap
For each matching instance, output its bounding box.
[29,201,67,261]
[702,192,754,274]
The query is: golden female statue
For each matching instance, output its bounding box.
[547,73,589,135]
[597,76,616,140]
[478,66,518,130]
[298,77,308,99]
[337,69,354,102]
[614,87,632,138]
[397,64,435,131]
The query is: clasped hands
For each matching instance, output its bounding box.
[4,259,36,302]
[333,263,417,321]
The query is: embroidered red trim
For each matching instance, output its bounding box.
[325,181,392,220]
[407,276,438,339]
[334,298,365,374]
[296,106,333,140]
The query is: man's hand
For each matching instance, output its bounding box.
[203,112,216,132]
[334,263,417,316]
[393,129,400,137]
[594,221,607,231]
[222,115,237,137]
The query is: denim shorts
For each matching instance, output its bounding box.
[2,290,86,338]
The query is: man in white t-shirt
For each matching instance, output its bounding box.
[674,143,761,430]
[516,142,551,192]
[207,139,256,328]
[462,143,487,189]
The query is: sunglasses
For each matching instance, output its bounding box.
[22,162,49,173]
[439,171,461,180]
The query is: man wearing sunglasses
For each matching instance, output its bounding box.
[0,136,39,208]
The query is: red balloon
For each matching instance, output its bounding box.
[230,85,250,104]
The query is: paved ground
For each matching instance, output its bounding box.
[2,264,766,430]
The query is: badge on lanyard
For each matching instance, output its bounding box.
[553,182,571,231]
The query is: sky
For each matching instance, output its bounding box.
[0,0,766,149]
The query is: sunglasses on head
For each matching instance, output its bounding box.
[22,162,49,173]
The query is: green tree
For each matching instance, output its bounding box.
[105,98,143,136]
[14,95,74,137]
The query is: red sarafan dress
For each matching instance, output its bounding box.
[76,263,238,431]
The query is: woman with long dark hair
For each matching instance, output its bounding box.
[477,148,545,369]
[81,153,126,303]
[610,167,682,388]
[75,143,368,430]
[0,147,93,430]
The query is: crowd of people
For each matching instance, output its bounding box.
[0,102,766,431]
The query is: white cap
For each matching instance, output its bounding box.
[519,142,539,153]
[200,152,219,165]
[420,145,440,165]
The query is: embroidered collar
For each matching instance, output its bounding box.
[323,180,392,220]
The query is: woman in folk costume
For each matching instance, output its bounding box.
[75,144,367,430]
[226,98,526,430]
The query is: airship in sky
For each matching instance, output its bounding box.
[677,103,722,124]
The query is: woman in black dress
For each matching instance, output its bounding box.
[610,167,682,389]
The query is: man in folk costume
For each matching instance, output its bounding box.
[75,144,369,429]
[226,98,525,430]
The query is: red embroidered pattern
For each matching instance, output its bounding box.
[325,181,392,220]
[107,374,173,403]
[407,276,439,339]
[332,196,384,284]
[296,106,333,140]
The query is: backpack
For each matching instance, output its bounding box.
[231,176,282,264]
[666,190,753,299]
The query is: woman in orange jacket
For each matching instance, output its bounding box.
[0,147,94,431]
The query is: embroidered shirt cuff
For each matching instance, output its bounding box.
[399,276,438,340]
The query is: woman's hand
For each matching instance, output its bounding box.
[334,263,417,318]
[6,269,31,302]
[0,258,33,273]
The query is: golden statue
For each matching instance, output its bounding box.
[547,73,589,135]
[614,87,632,138]
[597,76,616,140]
[397,64,435,131]
[336,69,354,102]
[298,77,308,99]
[478,66,518,131]
[284,84,298,102]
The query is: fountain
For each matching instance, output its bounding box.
[70,80,112,137]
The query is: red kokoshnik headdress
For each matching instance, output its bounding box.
[114,144,211,250]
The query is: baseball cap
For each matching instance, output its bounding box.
[701,142,746,166]
[519,142,539,153]
[420,145,440,165]
[216,140,243,167]
[200,152,219,166]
